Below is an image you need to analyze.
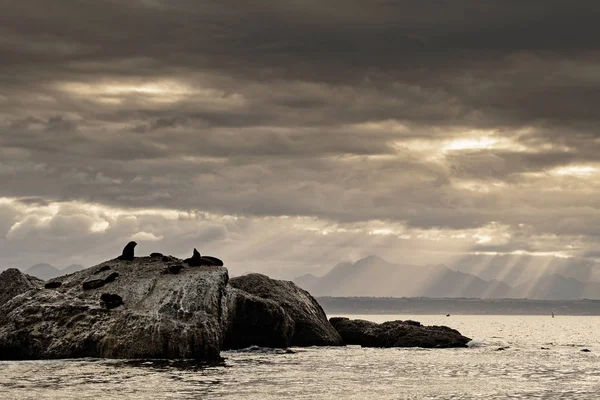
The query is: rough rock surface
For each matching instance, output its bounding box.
[229,273,343,346]
[329,317,471,348]
[0,269,43,307]
[0,257,229,360]
[223,288,295,350]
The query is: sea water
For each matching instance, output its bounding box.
[1,315,600,399]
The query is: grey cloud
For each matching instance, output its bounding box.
[2,1,600,268]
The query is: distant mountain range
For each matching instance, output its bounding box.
[293,255,600,300]
[21,263,85,280]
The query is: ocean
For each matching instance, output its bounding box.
[1,314,599,399]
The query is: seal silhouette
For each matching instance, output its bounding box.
[184,248,215,267]
[201,256,224,266]
[117,241,137,261]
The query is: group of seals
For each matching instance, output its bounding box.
[115,241,223,267]
[183,248,223,267]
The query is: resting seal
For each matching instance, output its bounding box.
[117,241,137,261]
[184,248,215,267]
[201,256,224,266]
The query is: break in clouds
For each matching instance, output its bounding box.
[2,0,600,276]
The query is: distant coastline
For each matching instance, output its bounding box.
[317,296,600,316]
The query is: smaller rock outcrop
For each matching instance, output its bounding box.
[0,269,43,307]
[117,241,137,261]
[229,274,343,346]
[150,253,163,258]
[224,288,295,350]
[329,317,471,348]
[44,281,62,289]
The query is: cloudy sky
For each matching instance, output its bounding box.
[2,1,600,277]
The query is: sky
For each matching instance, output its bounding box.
[1,1,600,278]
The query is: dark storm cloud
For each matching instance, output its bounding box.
[1,0,600,268]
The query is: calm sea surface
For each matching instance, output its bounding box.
[2,315,600,399]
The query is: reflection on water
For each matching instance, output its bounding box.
[2,315,600,399]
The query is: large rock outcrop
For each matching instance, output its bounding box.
[223,288,295,350]
[0,269,43,307]
[0,258,228,360]
[0,258,341,360]
[329,317,471,348]
[229,273,344,346]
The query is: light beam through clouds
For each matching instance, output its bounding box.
[1,1,600,279]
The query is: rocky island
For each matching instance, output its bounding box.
[0,245,471,360]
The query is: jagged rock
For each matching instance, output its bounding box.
[150,253,163,258]
[44,281,62,289]
[223,288,295,350]
[581,348,591,352]
[228,273,343,346]
[329,317,471,348]
[100,293,124,309]
[202,256,224,266]
[117,241,137,261]
[0,257,229,360]
[0,269,43,307]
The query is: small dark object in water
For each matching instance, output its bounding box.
[117,241,137,261]
[541,347,550,350]
[100,293,124,309]
[104,272,119,284]
[164,264,184,275]
[581,348,591,352]
[201,256,224,266]
[95,265,111,274]
[150,252,163,258]
[496,346,509,351]
[83,278,105,290]
[44,281,62,289]
[446,313,450,317]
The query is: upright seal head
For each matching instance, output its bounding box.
[184,248,215,267]
[117,241,137,261]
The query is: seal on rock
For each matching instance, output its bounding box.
[44,281,62,289]
[100,293,124,309]
[201,256,224,266]
[117,241,137,261]
[183,248,215,266]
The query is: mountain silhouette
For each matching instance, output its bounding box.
[293,255,511,298]
[23,263,85,280]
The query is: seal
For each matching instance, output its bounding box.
[201,256,224,266]
[184,248,215,267]
[100,293,124,309]
[117,241,137,261]
[44,281,62,289]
